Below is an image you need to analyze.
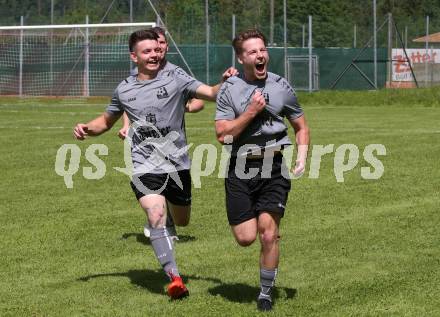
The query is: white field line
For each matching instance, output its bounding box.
[186,127,213,130]
[305,105,440,110]
[0,110,102,115]
[0,110,214,123]
[0,126,68,129]
[0,125,440,136]
[0,126,215,130]
[311,128,440,134]
[0,126,439,134]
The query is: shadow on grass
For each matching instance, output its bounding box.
[208,283,297,303]
[79,269,165,294]
[79,269,296,303]
[78,269,222,296]
[120,233,196,245]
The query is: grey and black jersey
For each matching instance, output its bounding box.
[215,72,304,156]
[159,60,179,74]
[107,64,202,174]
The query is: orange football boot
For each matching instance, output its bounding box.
[167,274,189,299]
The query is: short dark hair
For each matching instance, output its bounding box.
[129,29,159,52]
[151,26,167,40]
[232,29,267,55]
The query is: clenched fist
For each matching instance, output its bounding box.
[247,90,266,116]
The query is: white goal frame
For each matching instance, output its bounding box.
[0,21,155,97]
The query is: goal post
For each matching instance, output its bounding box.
[0,21,155,97]
[287,55,319,91]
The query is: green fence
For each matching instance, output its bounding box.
[168,45,387,90]
[0,42,388,96]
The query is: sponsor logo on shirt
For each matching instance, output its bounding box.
[145,113,157,125]
[157,87,169,99]
[263,92,270,103]
[136,113,171,140]
[128,97,136,102]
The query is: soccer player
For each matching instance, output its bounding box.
[118,26,205,240]
[73,29,236,299]
[215,29,310,311]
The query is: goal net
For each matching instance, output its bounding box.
[287,55,319,91]
[0,22,155,97]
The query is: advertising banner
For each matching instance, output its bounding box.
[392,48,439,81]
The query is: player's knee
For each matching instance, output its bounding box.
[259,230,279,246]
[235,234,256,247]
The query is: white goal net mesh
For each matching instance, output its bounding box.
[0,23,155,97]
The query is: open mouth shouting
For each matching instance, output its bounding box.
[254,59,267,79]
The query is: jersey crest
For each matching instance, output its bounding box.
[156,87,169,99]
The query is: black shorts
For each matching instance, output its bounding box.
[130,169,192,206]
[225,153,291,225]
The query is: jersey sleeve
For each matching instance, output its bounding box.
[174,67,203,99]
[280,78,304,120]
[105,88,124,116]
[215,82,235,121]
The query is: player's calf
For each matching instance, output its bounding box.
[167,203,191,227]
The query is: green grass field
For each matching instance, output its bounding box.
[0,89,439,316]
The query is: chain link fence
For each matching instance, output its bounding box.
[0,0,438,96]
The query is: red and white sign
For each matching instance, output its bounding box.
[392,48,440,81]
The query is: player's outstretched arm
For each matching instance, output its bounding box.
[221,67,239,81]
[118,112,130,140]
[215,90,266,144]
[288,115,310,176]
[195,67,239,101]
[73,112,121,140]
[185,99,205,113]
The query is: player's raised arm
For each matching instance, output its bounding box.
[195,67,239,101]
[215,90,266,144]
[73,112,121,140]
